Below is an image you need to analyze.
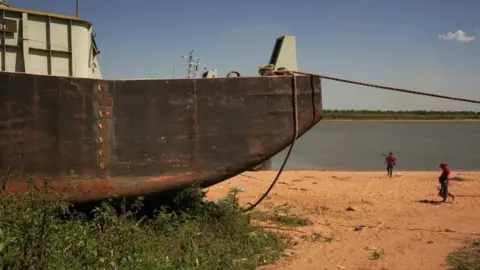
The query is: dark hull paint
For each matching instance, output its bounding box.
[0,72,322,202]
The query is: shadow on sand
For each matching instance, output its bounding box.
[416,199,451,205]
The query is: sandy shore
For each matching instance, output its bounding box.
[205,170,480,270]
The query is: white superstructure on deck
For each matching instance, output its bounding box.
[0,4,102,79]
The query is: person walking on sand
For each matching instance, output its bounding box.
[438,163,455,203]
[383,152,397,177]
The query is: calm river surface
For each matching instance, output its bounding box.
[271,121,480,171]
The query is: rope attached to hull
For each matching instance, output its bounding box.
[259,64,480,104]
[241,72,299,212]
[242,64,480,212]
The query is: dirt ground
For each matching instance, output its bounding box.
[205,170,480,270]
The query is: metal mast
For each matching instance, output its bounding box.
[181,49,206,78]
[76,0,79,18]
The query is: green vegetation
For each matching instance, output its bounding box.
[301,232,334,243]
[322,110,480,120]
[0,178,290,270]
[251,203,312,227]
[447,240,480,270]
[369,248,385,260]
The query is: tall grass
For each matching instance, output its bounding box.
[447,240,480,270]
[0,177,289,269]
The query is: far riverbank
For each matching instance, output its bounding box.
[322,110,480,121]
[322,119,480,122]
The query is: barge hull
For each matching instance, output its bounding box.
[0,72,322,202]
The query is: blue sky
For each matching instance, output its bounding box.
[12,0,480,110]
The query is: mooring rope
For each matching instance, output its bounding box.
[259,64,480,104]
[241,64,480,212]
[241,72,299,212]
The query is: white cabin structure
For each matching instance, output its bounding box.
[0,2,102,79]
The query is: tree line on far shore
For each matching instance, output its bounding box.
[322,110,480,120]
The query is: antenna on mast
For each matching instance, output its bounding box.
[75,0,79,18]
[181,49,199,78]
[181,49,207,78]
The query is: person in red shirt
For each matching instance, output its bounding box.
[384,152,397,177]
[438,163,455,202]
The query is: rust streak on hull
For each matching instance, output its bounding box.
[0,72,322,202]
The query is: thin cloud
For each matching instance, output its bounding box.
[438,30,475,42]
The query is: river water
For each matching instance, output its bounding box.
[271,121,480,171]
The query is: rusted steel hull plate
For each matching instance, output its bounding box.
[0,72,322,202]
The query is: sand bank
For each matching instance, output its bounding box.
[205,170,480,270]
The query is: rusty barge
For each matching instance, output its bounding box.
[0,4,322,202]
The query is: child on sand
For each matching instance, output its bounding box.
[383,152,397,177]
[438,163,455,203]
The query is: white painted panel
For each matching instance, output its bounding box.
[1,8,102,78]
[51,52,70,76]
[5,47,24,72]
[28,49,48,75]
[71,23,90,78]
[50,18,69,52]
[90,57,102,79]
[27,16,47,50]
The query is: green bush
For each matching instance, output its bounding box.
[0,180,289,270]
[447,240,480,270]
